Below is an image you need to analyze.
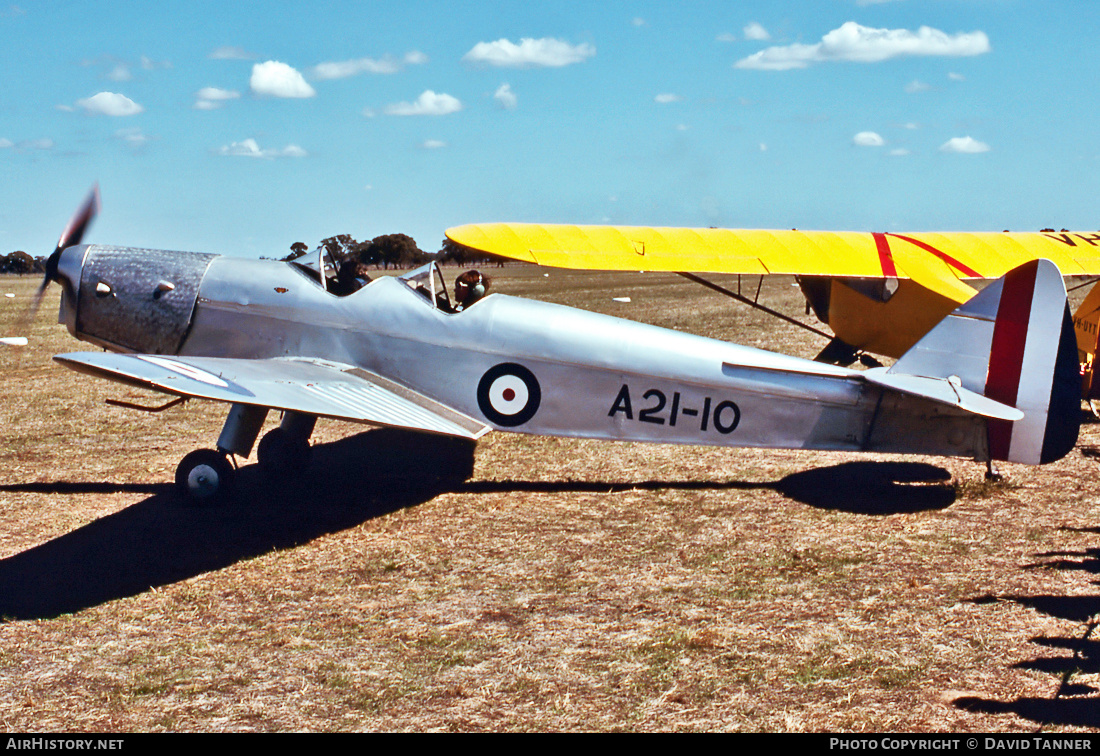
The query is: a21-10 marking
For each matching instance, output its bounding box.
[608,384,741,434]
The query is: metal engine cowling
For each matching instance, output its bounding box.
[68,245,216,354]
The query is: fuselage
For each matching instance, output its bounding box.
[54,245,990,459]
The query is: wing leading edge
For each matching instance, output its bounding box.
[54,353,491,440]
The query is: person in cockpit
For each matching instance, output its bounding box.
[454,270,490,311]
[331,259,373,296]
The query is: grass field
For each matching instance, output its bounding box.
[2,266,1100,732]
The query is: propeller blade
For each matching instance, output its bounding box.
[43,183,100,290]
[19,183,101,337]
[53,183,100,259]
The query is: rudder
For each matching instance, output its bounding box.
[889,259,1079,464]
[984,260,1079,464]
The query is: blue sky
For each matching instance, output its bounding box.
[1,0,1097,259]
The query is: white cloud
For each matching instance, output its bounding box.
[494,83,517,110]
[194,87,240,110]
[853,131,884,147]
[716,32,738,43]
[384,90,462,116]
[889,148,911,156]
[250,61,315,98]
[210,46,255,60]
[948,72,966,81]
[735,22,990,71]
[0,138,11,148]
[940,136,990,154]
[106,64,132,82]
[91,55,167,83]
[632,18,646,27]
[197,87,239,100]
[654,93,682,104]
[421,140,447,149]
[216,138,308,159]
[744,22,771,41]
[74,91,144,116]
[140,55,171,71]
[18,138,53,151]
[905,80,931,93]
[310,56,401,80]
[463,37,595,68]
[115,127,149,147]
[404,50,428,65]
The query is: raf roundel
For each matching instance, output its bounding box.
[478,363,541,427]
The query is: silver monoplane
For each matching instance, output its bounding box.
[29,189,1082,502]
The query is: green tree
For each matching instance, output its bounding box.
[320,235,358,265]
[0,251,35,274]
[439,237,502,267]
[357,234,429,269]
[285,241,309,261]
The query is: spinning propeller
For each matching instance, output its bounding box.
[36,184,100,308]
[9,184,100,342]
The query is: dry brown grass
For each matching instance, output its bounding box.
[2,268,1100,732]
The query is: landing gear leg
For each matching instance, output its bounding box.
[257,412,316,477]
[985,459,1002,481]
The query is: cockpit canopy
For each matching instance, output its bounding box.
[399,262,451,310]
[288,257,483,311]
[289,246,367,296]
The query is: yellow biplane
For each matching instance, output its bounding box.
[446,223,1100,398]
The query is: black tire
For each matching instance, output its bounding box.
[175,449,234,505]
[257,428,312,477]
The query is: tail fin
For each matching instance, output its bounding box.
[890,259,1079,464]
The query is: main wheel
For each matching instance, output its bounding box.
[175,449,234,505]
[257,428,312,478]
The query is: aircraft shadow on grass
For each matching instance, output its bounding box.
[955,535,1100,727]
[0,428,955,621]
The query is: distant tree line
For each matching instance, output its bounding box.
[0,251,43,275]
[278,233,505,269]
[0,233,507,274]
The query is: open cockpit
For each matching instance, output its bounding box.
[399,263,492,312]
[288,252,490,311]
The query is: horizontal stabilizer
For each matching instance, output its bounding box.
[54,352,491,440]
[861,370,1023,422]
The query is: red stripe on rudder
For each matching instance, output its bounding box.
[986,261,1039,460]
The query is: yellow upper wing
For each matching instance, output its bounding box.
[446,223,1100,280]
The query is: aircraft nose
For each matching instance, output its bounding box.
[55,244,89,291]
[54,243,90,333]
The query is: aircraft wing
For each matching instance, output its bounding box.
[54,352,491,440]
[446,223,1100,280]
